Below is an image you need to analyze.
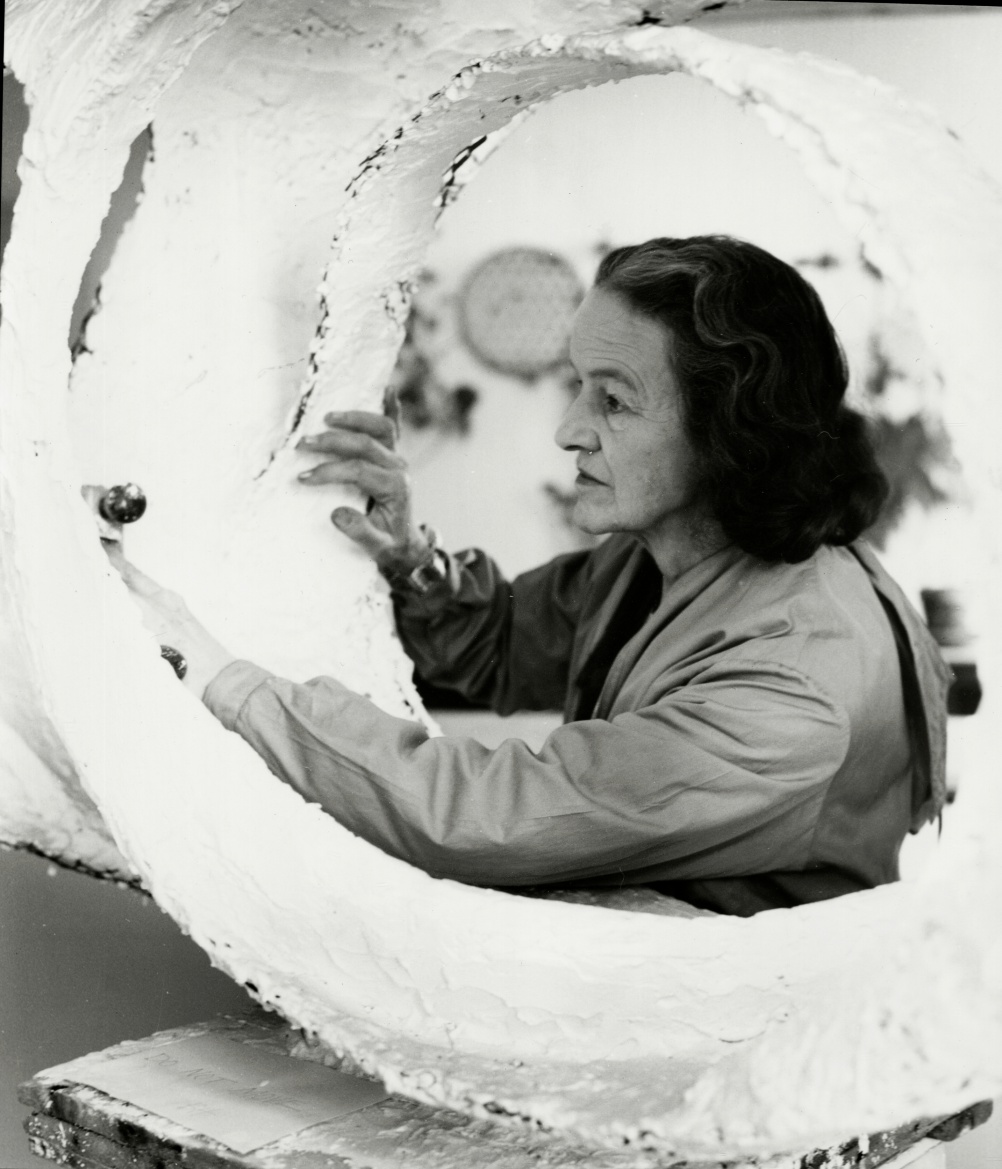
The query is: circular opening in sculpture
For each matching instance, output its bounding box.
[383,70,977,894]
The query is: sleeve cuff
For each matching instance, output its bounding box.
[389,548,462,611]
[202,659,276,731]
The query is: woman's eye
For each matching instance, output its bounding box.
[603,393,624,414]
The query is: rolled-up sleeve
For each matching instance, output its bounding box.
[203,657,850,887]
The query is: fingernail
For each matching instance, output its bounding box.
[297,436,315,448]
[324,412,342,423]
[297,469,312,480]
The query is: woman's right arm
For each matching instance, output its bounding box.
[392,545,593,714]
[297,404,592,715]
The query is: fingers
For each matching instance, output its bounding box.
[123,563,165,600]
[330,507,394,559]
[321,410,396,448]
[297,427,403,469]
[102,544,152,594]
[384,388,401,437]
[297,400,419,567]
[102,545,187,614]
[299,458,404,500]
[101,539,128,574]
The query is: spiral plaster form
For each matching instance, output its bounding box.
[2,2,1001,1162]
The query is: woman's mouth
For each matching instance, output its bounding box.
[576,470,604,487]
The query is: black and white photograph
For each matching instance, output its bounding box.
[1,2,1000,1168]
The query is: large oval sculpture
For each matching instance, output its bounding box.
[2,1,1000,1161]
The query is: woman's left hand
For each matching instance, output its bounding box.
[104,543,237,698]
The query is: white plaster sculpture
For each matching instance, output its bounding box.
[2,0,1000,1161]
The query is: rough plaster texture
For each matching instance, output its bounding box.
[2,0,1001,1162]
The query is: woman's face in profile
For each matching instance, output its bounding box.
[556,288,706,552]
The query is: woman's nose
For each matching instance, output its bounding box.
[555,391,598,452]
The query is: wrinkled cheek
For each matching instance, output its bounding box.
[651,446,702,512]
[634,472,681,523]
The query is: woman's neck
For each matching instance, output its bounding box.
[640,511,731,589]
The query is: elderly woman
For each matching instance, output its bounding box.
[123,236,949,917]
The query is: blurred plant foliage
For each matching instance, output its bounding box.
[390,273,479,437]
[391,339,478,435]
[864,336,952,549]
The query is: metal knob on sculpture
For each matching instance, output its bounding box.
[160,645,188,680]
[98,483,147,525]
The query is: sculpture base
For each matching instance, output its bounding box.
[18,1013,991,1169]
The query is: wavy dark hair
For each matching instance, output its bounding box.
[595,236,888,563]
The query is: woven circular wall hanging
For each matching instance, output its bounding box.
[458,247,584,379]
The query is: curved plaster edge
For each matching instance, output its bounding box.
[0,0,245,879]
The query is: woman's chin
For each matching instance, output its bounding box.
[571,503,615,537]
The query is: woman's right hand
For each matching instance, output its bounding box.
[296,396,433,574]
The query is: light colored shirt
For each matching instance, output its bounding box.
[203,537,948,913]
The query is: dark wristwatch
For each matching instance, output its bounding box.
[379,525,449,595]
